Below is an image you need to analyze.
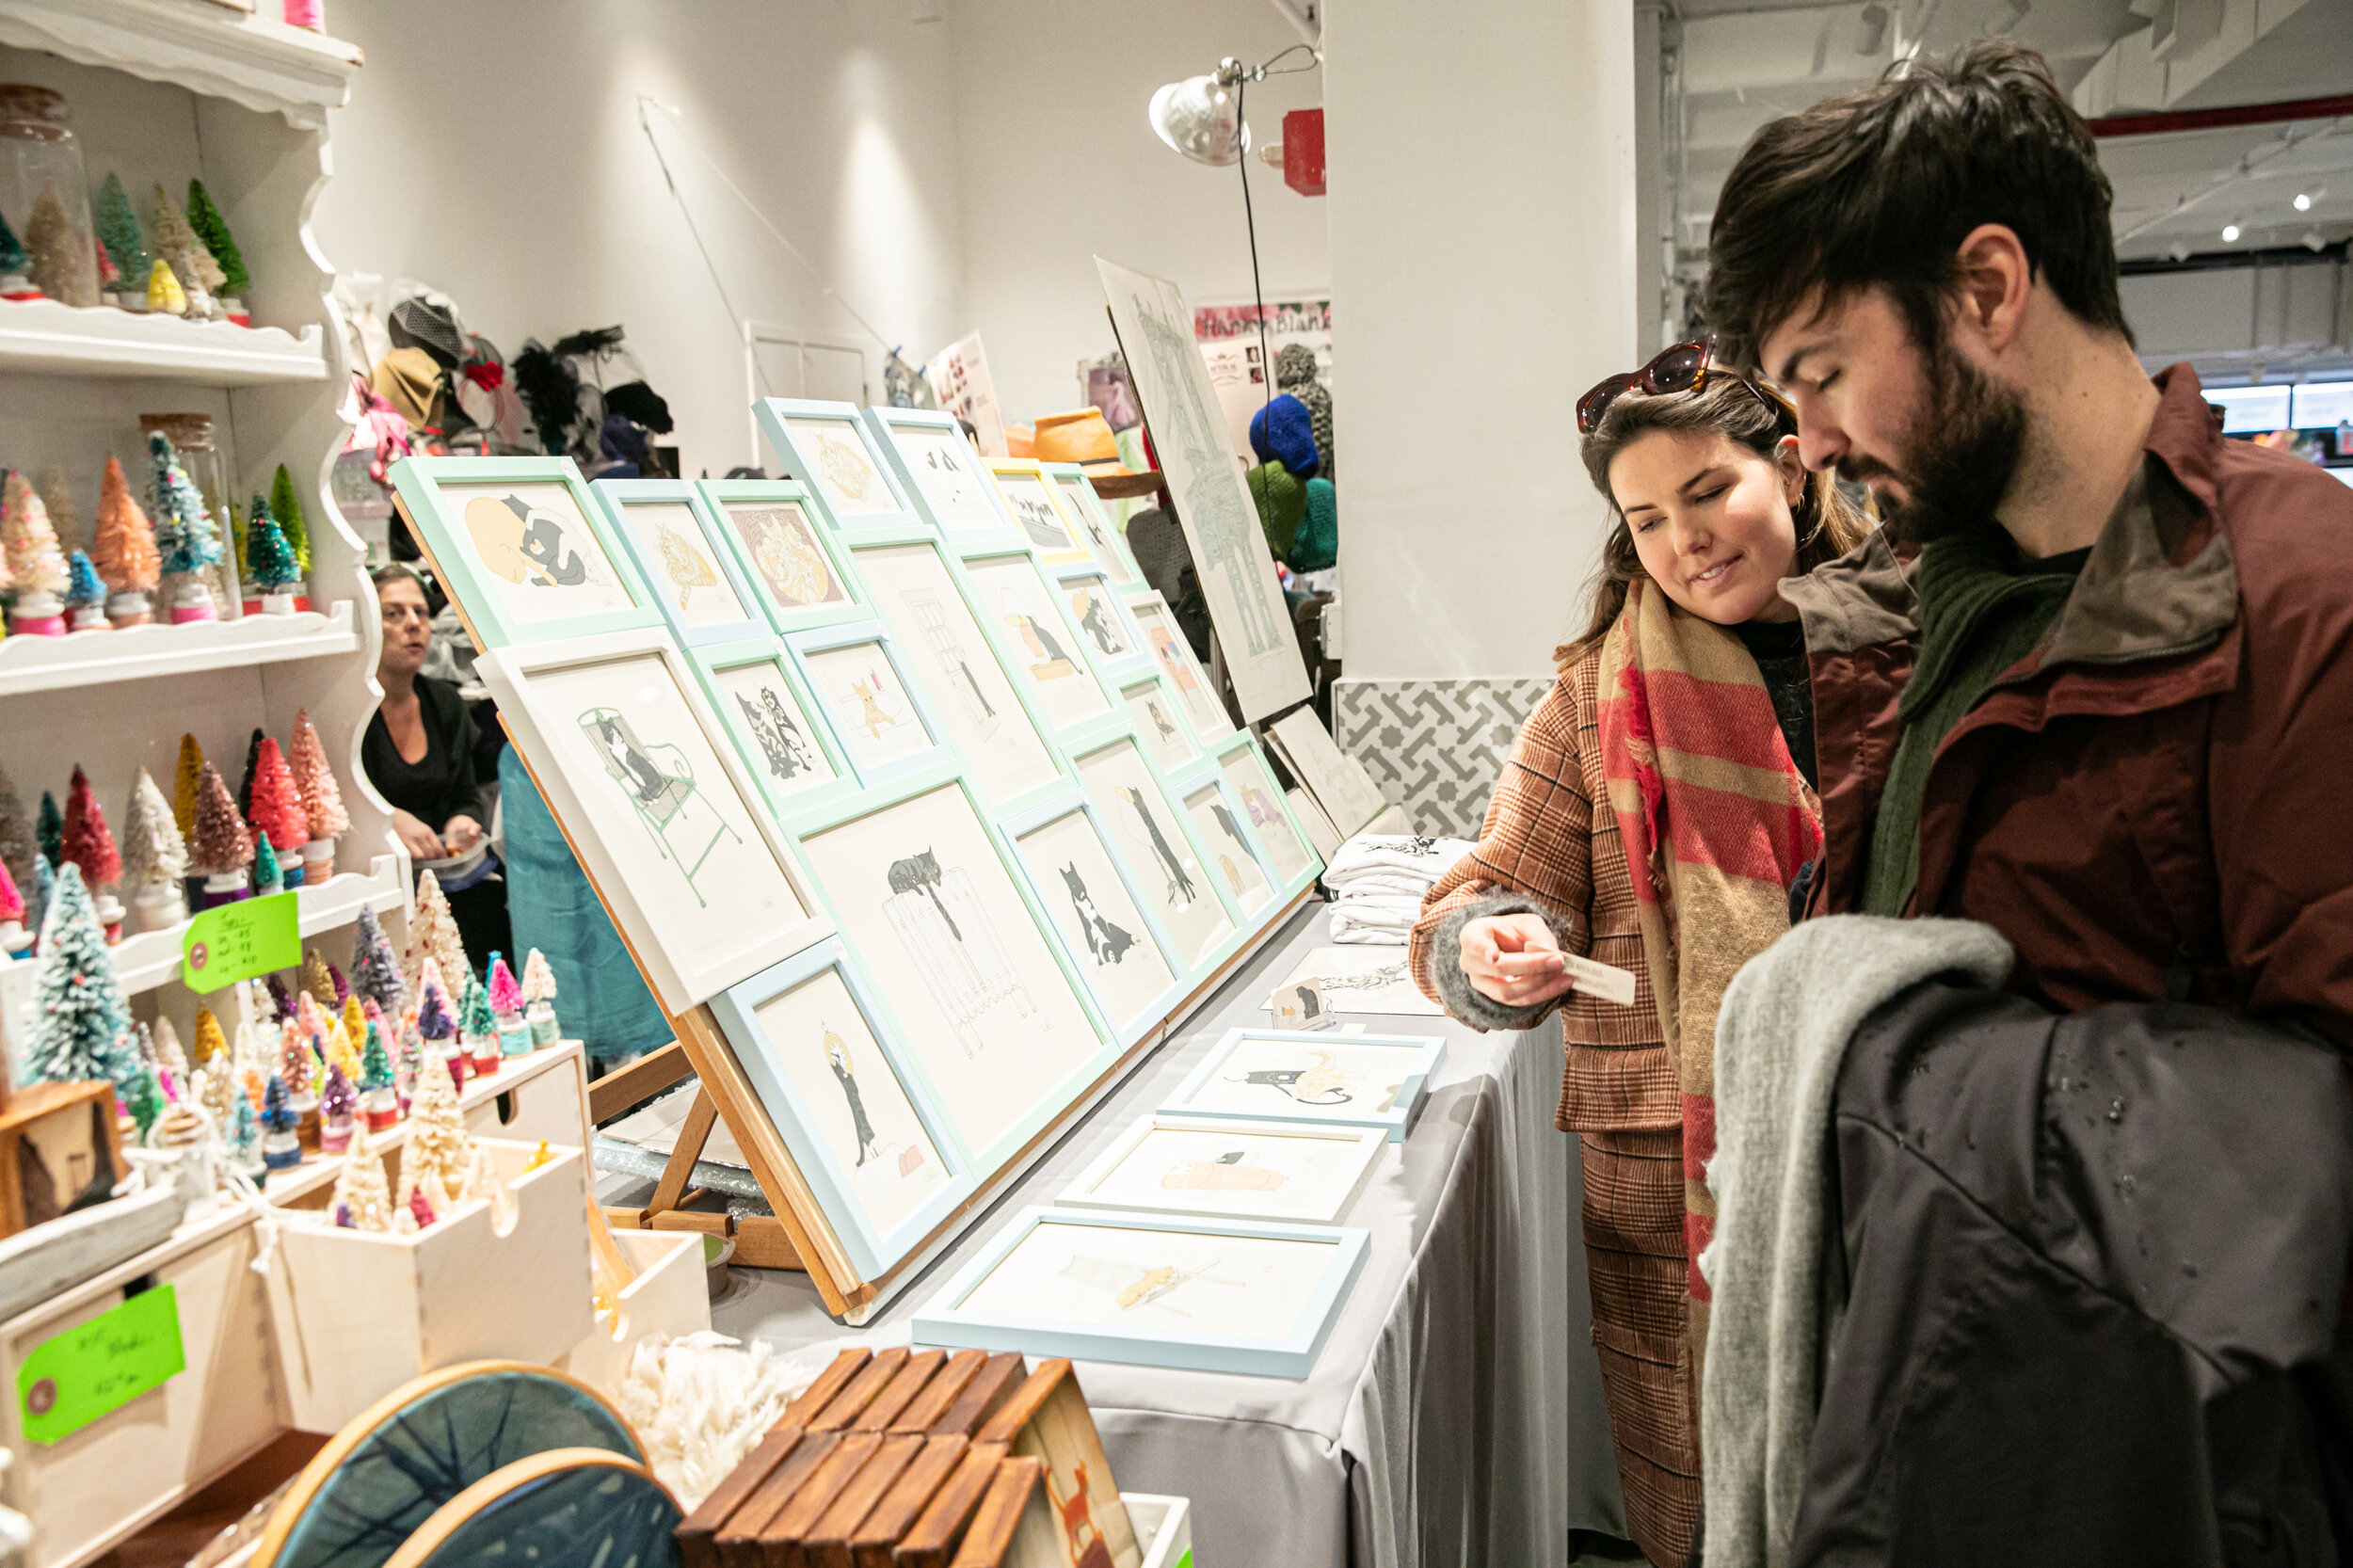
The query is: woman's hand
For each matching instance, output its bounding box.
[440,814,484,855]
[1458,913,1575,1009]
[391,808,445,862]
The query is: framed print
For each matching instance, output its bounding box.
[850,539,1063,808]
[1123,589,1231,741]
[1045,463,1143,585]
[690,636,857,823]
[960,551,1112,733]
[755,398,916,527]
[1073,740,1235,966]
[797,775,1111,1168]
[1289,788,1344,858]
[1217,742,1321,893]
[984,460,1090,568]
[912,1208,1368,1379]
[591,479,765,648]
[1058,1115,1386,1227]
[1263,946,1446,1017]
[865,407,1017,542]
[1160,1029,1447,1144]
[1001,794,1186,1046]
[1181,776,1275,919]
[1124,680,1197,772]
[1268,708,1391,840]
[477,628,831,1010]
[388,456,658,648]
[790,623,949,786]
[709,939,970,1278]
[1061,571,1147,680]
[697,481,863,633]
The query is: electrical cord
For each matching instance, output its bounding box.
[1234,43,1321,538]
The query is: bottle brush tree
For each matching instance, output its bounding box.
[4,469,71,600]
[145,184,219,315]
[246,738,309,863]
[92,456,161,600]
[184,180,248,299]
[120,768,188,895]
[24,187,95,307]
[243,496,300,595]
[37,792,62,870]
[0,765,38,912]
[332,1125,392,1231]
[64,551,104,616]
[171,736,205,840]
[61,766,121,895]
[350,904,404,1014]
[287,711,349,841]
[0,204,33,296]
[268,465,312,576]
[24,864,137,1098]
[188,762,253,877]
[250,830,282,896]
[92,174,150,296]
[148,430,222,583]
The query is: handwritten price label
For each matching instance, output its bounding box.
[181,891,300,993]
[17,1285,184,1445]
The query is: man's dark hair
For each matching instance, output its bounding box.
[1704,40,2131,369]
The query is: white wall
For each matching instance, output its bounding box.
[947,0,1329,425]
[1326,0,1640,681]
[311,0,969,479]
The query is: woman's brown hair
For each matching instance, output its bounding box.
[1555,377,1870,667]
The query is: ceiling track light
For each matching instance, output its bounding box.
[2295,192,2313,211]
[2222,222,2242,242]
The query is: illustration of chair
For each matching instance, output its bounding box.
[579,709,741,908]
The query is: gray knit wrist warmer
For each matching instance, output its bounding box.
[1429,893,1582,1032]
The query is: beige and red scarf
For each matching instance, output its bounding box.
[1597,578,1822,1358]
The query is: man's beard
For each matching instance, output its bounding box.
[1849,337,2026,549]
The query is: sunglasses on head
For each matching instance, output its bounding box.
[1577,338,1790,435]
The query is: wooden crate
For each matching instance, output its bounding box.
[455,1039,591,1150]
[558,1226,711,1399]
[260,1138,593,1433]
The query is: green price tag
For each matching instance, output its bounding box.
[17,1285,184,1445]
[182,891,300,993]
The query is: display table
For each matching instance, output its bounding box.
[695,905,1625,1567]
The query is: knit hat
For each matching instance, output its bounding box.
[1248,394,1319,477]
[1291,475,1337,572]
[1246,461,1306,554]
[1274,344,1321,390]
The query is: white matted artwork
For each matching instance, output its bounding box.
[799,783,1101,1160]
[1126,681,1196,772]
[1066,573,1138,664]
[1288,787,1343,860]
[1163,1030,1446,1143]
[1263,946,1445,1016]
[1269,708,1392,839]
[789,416,898,520]
[1059,1115,1386,1226]
[964,554,1111,729]
[1218,747,1315,886]
[1183,781,1273,913]
[1126,591,1228,740]
[854,542,1061,802]
[891,422,1009,539]
[708,655,839,800]
[440,479,636,623]
[478,631,828,1009]
[1075,741,1232,964]
[609,498,751,628]
[989,465,1082,560]
[1050,470,1140,582]
[749,965,950,1237]
[1097,257,1309,722]
[721,499,849,618]
[1011,803,1179,1034]
[804,640,934,773]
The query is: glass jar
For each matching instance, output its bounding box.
[139,413,246,619]
[0,85,99,308]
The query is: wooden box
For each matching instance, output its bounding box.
[558,1226,711,1398]
[456,1039,592,1149]
[0,1083,126,1239]
[261,1138,594,1433]
[1125,1494,1193,1568]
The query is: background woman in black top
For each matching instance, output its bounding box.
[362,565,510,969]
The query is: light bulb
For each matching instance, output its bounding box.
[2222,223,2241,243]
[2295,192,2313,211]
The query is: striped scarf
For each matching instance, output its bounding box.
[1597,579,1823,1363]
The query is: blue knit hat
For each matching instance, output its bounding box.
[1249,393,1320,477]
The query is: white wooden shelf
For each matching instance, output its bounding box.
[0,0,360,129]
[0,599,358,696]
[0,297,326,385]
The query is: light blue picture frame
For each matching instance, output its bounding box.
[1042,461,1145,587]
[688,633,865,827]
[996,788,1191,1048]
[949,542,1124,752]
[1167,762,1283,927]
[1068,730,1252,974]
[709,937,977,1280]
[787,764,1127,1176]
[1161,1028,1448,1144]
[591,477,769,649]
[696,479,870,636]
[1048,565,1155,687]
[388,456,661,649]
[1209,733,1326,901]
[911,1207,1369,1379]
[862,406,1021,545]
[756,398,920,532]
[1117,671,1203,776]
[782,618,955,791]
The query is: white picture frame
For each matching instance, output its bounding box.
[1062,570,1148,680]
[478,627,833,1010]
[912,1207,1369,1379]
[984,459,1092,568]
[1268,708,1392,840]
[1160,1028,1448,1144]
[1058,1115,1387,1227]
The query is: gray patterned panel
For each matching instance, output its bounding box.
[1332,678,1553,840]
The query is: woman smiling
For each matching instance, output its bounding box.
[1409,344,1866,1566]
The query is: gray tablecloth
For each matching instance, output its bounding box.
[708,906,1625,1565]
